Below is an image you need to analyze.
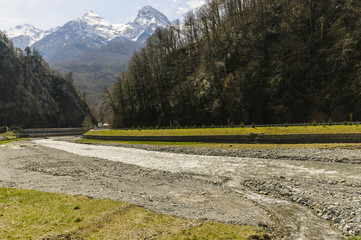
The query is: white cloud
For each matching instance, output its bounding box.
[186,0,206,9]
[176,7,190,15]
[175,0,205,16]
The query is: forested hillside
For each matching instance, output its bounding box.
[109,0,361,128]
[0,32,94,128]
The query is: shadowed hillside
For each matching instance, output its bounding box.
[0,32,94,128]
[109,0,361,128]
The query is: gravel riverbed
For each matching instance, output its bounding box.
[1,138,360,239]
[97,142,361,164]
[74,140,361,237]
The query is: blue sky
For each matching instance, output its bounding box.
[0,0,206,30]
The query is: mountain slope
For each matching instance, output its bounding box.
[54,40,143,105]
[0,32,94,128]
[109,0,361,127]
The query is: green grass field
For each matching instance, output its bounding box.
[85,125,361,137]
[0,138,28,145]
[82,125,361,150]
[0,188,268,240]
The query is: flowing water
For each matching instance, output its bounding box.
[34,138,355,239]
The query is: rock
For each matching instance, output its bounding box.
[334,218,342,224]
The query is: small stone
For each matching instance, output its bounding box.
[334,218,342,224]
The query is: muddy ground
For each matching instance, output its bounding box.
[1,139,360,239]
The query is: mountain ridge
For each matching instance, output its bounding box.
[5,6,170,52]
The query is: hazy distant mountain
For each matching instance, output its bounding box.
[54,40,143,106]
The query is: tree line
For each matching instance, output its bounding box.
[108,0,361,128]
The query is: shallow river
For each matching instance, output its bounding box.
[34,138,356,239]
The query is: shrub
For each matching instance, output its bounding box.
[82,116,93,131]
[10,125,22,133]
[240,122,245,128]
[0,126,7,134]
[328,118,332,126]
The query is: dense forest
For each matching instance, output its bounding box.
[108,0,361,128]
[0,32,94,128]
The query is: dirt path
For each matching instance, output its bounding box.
[0,139,352,239]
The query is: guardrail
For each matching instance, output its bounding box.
[20,128,86,137]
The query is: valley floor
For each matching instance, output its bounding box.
[0,138,360,239]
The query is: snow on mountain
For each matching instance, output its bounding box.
[114,6,171,42]
[4,6,170,65]
[4,24,57,50]
[5,6,170,51]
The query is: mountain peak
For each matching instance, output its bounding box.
[83,11,100,18]
[139,5,159,14]
[135,5,170,27]
[6,24,42,37]
[79,10,109,25]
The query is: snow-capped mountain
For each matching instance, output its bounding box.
[26,6,170,65]
[3,6,170,56]
[114,6,171,42]
[4,24,57,50]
